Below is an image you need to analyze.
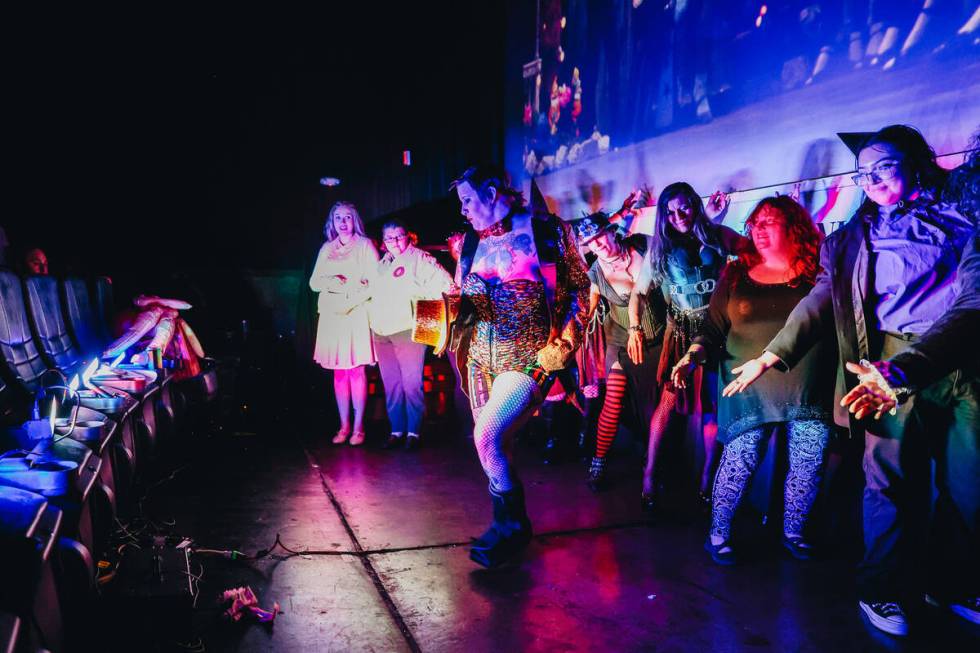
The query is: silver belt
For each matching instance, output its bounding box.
[668,278,716,296]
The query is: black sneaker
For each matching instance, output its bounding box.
[382,434,405,450]
[858,601,909,636]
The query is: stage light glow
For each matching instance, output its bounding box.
[68,375,79,392]
[110,353,125,368]
[561,17,566,29]
[48,398,57,435]
[403,150,412,166]
[81,359,99,389]
[319,177,341,187]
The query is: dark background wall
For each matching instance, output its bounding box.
[7,4,511,368]
[8,4,508,277]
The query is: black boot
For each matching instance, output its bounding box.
[469,484,533,568]
[586,456,608,493]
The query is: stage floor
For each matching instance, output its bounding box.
[149,420,978,652]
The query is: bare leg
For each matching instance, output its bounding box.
[349,365,368,434]
[643,389,678,497]
[333,368,351,433]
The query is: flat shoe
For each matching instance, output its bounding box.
[348,431,366,446]
[332,429,351,445]
[782,534,814,561]
[704,537,737,566]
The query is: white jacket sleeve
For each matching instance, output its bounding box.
[309,243,332,292]
[415,253,453,299]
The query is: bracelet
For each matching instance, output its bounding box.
[628,325,644,333]
[857,359,900,416]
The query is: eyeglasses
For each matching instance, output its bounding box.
[383,234,409,243]
[851,160,902,187]
[748,217,786,231]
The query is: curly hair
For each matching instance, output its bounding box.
[740,196,823,285]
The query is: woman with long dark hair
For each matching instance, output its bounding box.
[309,201,379,446]
[627,183,748,510]
[729,125,976,636]
[672,196,833,565]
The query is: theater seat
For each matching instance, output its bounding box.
[0,270,48,393]
[24,276,84,374]
[62,277,105,358]
[92,277,115,345]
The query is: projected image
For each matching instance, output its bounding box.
[516,1,979,179]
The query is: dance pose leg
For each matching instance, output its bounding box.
[588,365,627,491]
[642,388,678,507]
[469,370,541,567]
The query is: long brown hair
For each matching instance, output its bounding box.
[740,196,822,284]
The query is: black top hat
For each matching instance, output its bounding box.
[837,132,876,157]
[571,212,615,245]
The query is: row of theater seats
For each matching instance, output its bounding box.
[0,269,218,652]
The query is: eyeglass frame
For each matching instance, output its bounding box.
[382,233,410,244]
[851,159,903,187]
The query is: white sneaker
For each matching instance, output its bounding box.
[926,594,980,625]
[859,600,909,636]
[951,597,980,625]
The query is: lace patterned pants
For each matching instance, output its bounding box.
[710,420,831,541]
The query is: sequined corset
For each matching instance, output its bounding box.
[462,274,550,375]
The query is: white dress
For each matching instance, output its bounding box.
[310,235,379,369]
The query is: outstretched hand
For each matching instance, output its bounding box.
[722,357,768,397]
[840,361,898,420]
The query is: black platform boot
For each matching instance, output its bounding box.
[469,484,533,568]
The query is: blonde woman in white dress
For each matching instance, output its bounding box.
[310,201,379,446]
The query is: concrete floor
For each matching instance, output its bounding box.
[135,414,979,653]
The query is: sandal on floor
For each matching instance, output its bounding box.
[704,537,737,566]
[332,428,351,445]
[348,431,366,446]
[782,534,814,561]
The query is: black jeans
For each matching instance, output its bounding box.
[857,335,979,602]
